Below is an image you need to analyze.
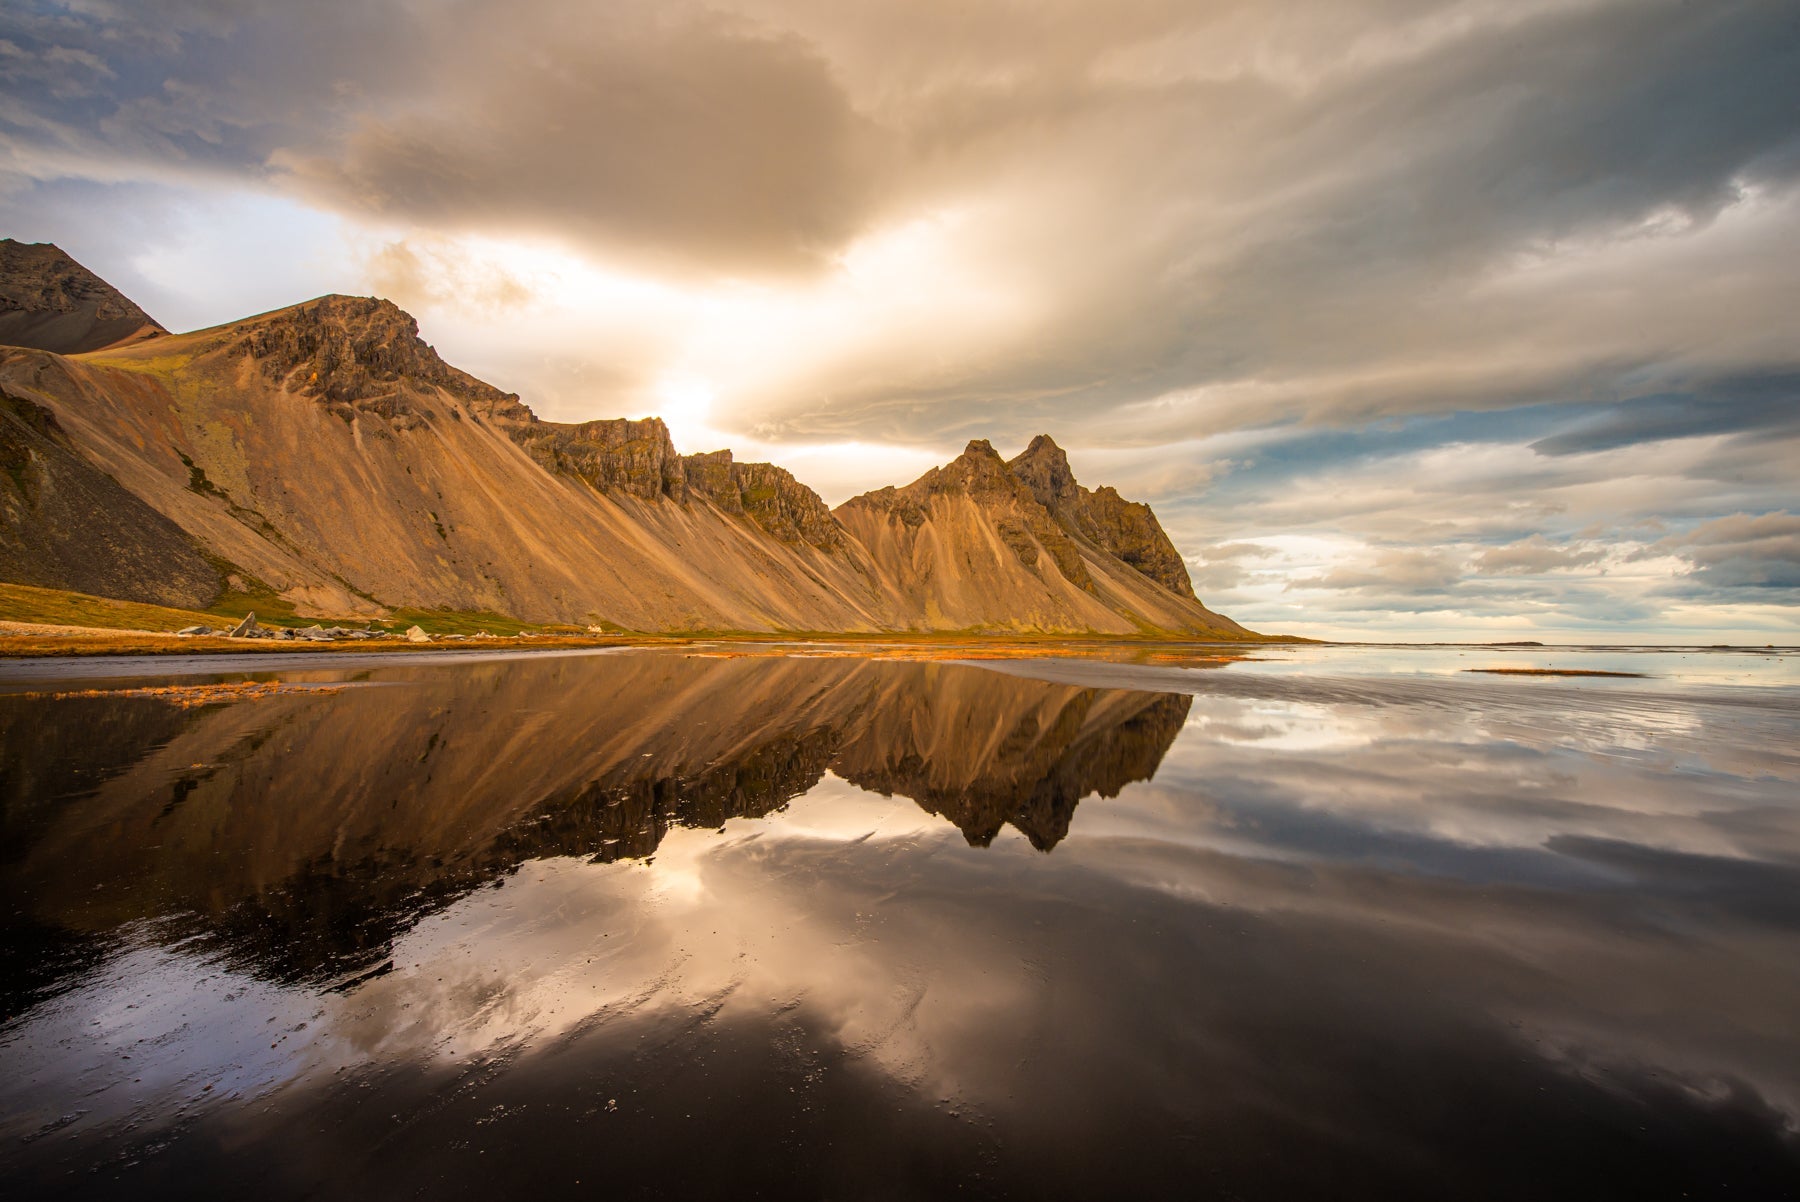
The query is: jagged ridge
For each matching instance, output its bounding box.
[1008,434,1196,599]
[834,437,1242,636]
[683,449,845,551]
[238,295,518,427]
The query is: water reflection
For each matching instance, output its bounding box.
[1,654,1190,993]
[1,646,1797,1200]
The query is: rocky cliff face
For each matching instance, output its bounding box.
[683,449,845,551]
[925,439,1093,587]
[844,441,1091,592]
[0,240,167,355]
[0,244,1252,636]
[508,416,690,502]
[1007,434,1196,599]
[239,295,517,426]
[502,426,846,546]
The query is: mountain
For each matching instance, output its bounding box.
[0,243,1251,636]
[0,294,903,628]
[0,240,166,355]
[0,385,220,608]
[836,438,1245,635]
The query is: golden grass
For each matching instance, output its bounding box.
[0,582,225,632]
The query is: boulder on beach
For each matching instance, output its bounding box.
[405,625,431,643]
[228,612,258,638]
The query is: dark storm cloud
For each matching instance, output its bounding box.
[0,2,398,177]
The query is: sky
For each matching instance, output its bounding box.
[1,0,1796,642]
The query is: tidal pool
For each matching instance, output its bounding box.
[2,644,1797,1199]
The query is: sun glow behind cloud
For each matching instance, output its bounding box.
[648,375,717,453]
[358,211,1018,401]
[92,200,966,497]
[342,210,1031,493]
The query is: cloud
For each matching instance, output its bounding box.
[1290,547,1466,594]
[1475,534,1606,576]
[1200,541,1279,562]
[1187,540,1279,591]
[271,7,892,277]
[365,239,535,315]
[0,2,892,275]
[7,0,1799,435]
[1530,375,1800,456]
[1651,511,1800,596]
[1146,418,1799,638]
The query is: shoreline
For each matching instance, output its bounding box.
[0,622,1307,660]
[1,624,1785,662]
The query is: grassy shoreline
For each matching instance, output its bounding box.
[0,581,1305,658]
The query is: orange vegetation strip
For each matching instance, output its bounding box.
[1464,668,1646,678]
[17,680,346,707]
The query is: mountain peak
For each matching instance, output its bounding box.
[833,436,1242,633]
[0,238,166,354]
[1008,434,1078,510]
[1001,434,1199,600]
[313,292,412,320]
[239,293,516,410]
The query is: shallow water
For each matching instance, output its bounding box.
[1,644,1797,1200]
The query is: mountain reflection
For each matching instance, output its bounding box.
[0,653,1188,993]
